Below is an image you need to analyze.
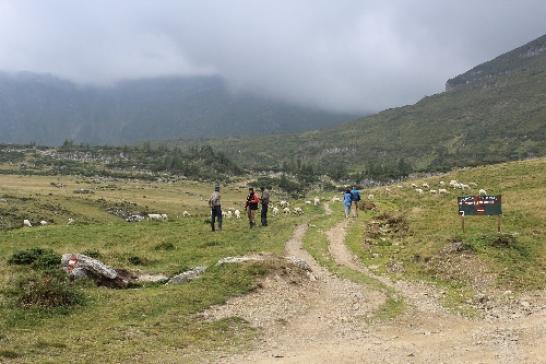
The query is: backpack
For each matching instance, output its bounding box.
[352,190,361,201]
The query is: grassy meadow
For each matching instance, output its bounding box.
[0,175,316,363]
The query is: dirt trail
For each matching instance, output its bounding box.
[205,221,546,363]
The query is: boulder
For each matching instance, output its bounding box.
[284,256,312,271]
[167,266,206,285]
[61,253,131,288]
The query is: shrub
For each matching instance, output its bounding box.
[4,270,85,308]
[8,248,61,270]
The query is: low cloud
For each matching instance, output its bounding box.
[0,0,545,112]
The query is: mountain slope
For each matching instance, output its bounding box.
[0,73,356,145]
[192,33,546,178]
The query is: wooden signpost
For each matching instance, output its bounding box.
[457,195,502,233]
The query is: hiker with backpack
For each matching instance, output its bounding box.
[208,184,222,231]
[351,185,361,217]
[245,187,260,228]
[343,187,353,219]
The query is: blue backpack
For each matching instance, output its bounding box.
[352,190,361,201]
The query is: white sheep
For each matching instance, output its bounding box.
[438,188,449,194]
[397,185,403,188]
[313,197,320,206]
[411,183,418,188]
[449,180,458,188]
[331,196,341,202]
[367,194,374,200]
[422,183,430,189]
[161,213,168,220]
[182,211,191,217]
[23,219,32,227]
[279,200,289,208]
[385,187,391,192]
[439,181,446,186]
[283,207,291,214]
[67,218,75,225]
[148,213,167,221]
[272,207,279,216]
[416,189,424,194]
[469,182,478,188]
[227,210,233,219]
[40,220,48,225]
[305,200,312,205]
[460,184,470,190]
[430,189,437,194]
[234,210,241,219]
[222,210,228,218]
[479,189,487,196]
[293,207,304,215]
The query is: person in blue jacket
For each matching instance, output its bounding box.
[343,187,353,218]
[351,185,361,217]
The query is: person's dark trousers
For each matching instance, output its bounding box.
[211,206,222,231]
[261,204,268,226]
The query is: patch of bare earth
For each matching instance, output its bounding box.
[327,220,546,364]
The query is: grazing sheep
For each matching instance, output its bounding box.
[385,187,391,192]
[479,189,488,196]
[422,183,430,189]
[367,194,374,200]
[67,218,75,225]
[416,189,424,194]
[331,196,341,202]
[227,210,233,219]
[279,200,289,208]
[430,189,437,194]
[283,207,291,214]
[397,185,403,188]
[449,180,458,188]
[40,220,48,225]
[439,181,446,186]
[313,197,320,206]
[438,188,449,194]
[272,207,279,216]
[161,213,168,220]
[234,210,241,219]
[293,207,304,215]
[469,182,478,188]
[305,200,312,205]
[411,183,418,188]
[460,184,470,190]
[148,213,167,221]
[23,219,32,227]
[222,210,228,218]
[182,211,191,217]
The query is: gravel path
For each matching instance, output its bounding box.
[204,220,546,363]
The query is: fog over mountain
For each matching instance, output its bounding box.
[1,1,545,113]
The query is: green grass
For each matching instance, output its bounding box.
[0,174,310,363]
[344,158,546,314]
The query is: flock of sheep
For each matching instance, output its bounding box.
[404,179,487,196]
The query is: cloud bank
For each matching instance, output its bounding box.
[0,0,545,112]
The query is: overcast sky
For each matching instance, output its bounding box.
[0,0,545,112]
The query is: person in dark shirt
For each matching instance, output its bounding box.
[208,185,222,231]
[260,186,271,226]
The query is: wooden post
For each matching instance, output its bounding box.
[461,214,465,233]
[497,215,501,233]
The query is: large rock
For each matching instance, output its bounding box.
[216,256,265,266]
[61,253,131,288]
[167,266,206,285]
[284,256,312,271]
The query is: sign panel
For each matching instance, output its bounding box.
[458,195,502,216]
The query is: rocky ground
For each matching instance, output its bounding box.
[200,206,546,363]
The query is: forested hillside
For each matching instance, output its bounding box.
[188,33,546,179]
[0,73,355,145]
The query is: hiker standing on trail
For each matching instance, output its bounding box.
[351,185,361,217]
[208,185,222,231]
[245,187,260,228]
[343,187,353,219]
[260,186,270,226]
